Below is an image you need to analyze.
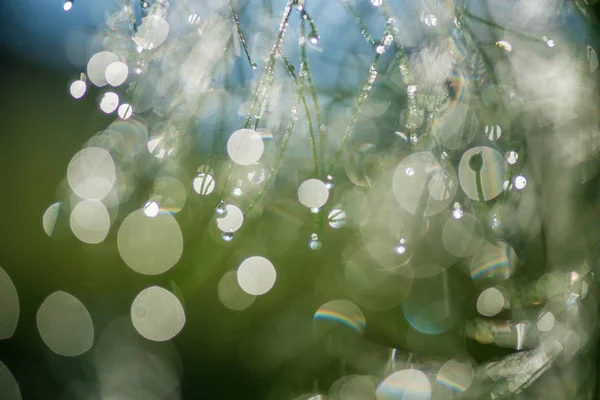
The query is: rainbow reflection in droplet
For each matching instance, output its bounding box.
[313,299,366,335]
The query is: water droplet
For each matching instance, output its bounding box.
[310,207,321,214]
[309,233,322,251]
[394,238,407,255]
[325,175,334,190]
[308,31,319,45]
[514,175,527,190]
[394,238,412,266]
[507,151,518,165]
[251,62,258,70]
[370,0,383,6]
[376,45,385,54]
[221,232,234,242]
[216,201,228,217]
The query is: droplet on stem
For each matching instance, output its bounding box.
[216,201,228,217]
[309,233,322,251]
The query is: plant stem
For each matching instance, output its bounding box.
[245,95,302,216]
[278,49,319,178]
[229,0,256,70]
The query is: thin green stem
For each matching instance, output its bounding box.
[339,1,376,46]
[325,54,381,176]
[278,49,319,178]
[299,17,323,176]
[245,95,302,216]
[216,0,295,209]
[229,0,256,70]
[250,0,295,130]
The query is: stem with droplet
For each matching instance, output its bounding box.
[325,51,382,176]
[229,0,256,70]
[245,95,302,216]
[278,49,319,178]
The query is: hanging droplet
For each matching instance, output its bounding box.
[452,202,463,219]
[394,238,407,255]
[63,0,73,11]
[221,232,234,242]
[308,31,319,45]
[216,201,228,217]
[394,238,412,266]
[309,233,322,251]
[251,62,258,70]
[325,175,334,190]
[376,45,386,54]
[310,207,321,214]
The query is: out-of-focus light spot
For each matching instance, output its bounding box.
[69,80,86,99]
[514,175,527,189]
[94,317,183,398]
[63,0,73,11]
[100,92,119,113]
[216,204,244,233]
[117,209,183,275]
[134,15,170,50]
[36,291,94,356]
[117,103,133,119]
[476,287,505,317]
[87,51,119,87]
[67,147,116,200]
[470,242,517,281]
[377,369,431,400]
[327,208,347,229]
[227,129,264,166]
[496,40,512,52]
[422,14,438,27]
[370,0,382,6]
[537,311,555,332]
[193,173,215,195]
[0,362,21,400]
[143,201,159,217]
[131,286,185,342]
[237,256,276,296]
[393,152,457,216]
[442,212,483,258]
[105,61,128,87]
[313,299,365,335]
[0,267,19,339]
[298,179,329,208]
[42,202,61,237]
[436,360,474,393]
[546,39,555,47]
[486,125,502,140]
[218,271,255,311]
[152,176,187,214]
[507,151,518,165]
[458,147,506,201]
[339,376,378,399]
[292,394,331,400]
[70,200,110,244]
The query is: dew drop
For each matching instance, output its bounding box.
[251,62,258,70]
[221,232,234,242]
[309,233,322,251]
[216,201,228,217]
[325,175,334,190]
[308,31,319,45]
